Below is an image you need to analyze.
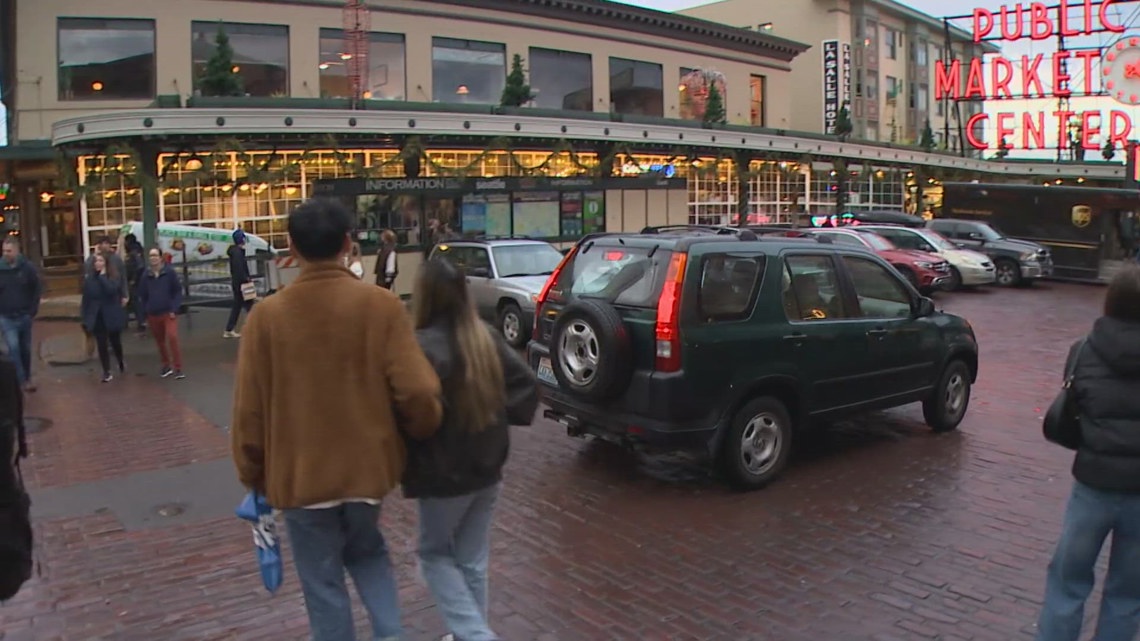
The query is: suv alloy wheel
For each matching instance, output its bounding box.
[720,396,794,490]
[549,299,633,402]
[923,360,972,432]
[499,302,527,348]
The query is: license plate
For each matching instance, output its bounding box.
[537,357,558,386]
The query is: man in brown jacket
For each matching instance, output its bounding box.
[231,197,442,641]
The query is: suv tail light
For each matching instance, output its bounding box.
[534,245,578,336]
[655,252,687,372]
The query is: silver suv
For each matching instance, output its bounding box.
[429,238,566,347]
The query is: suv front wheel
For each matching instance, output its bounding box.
[923,360,972,432]
[720,396,793,490]
[498,302,528,348]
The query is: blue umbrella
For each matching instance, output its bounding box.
[235,492,283,593]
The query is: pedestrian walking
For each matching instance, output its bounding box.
[347,242,365,279]
[1034,265,1140,641]
[0,237,41,392]
[122,233,147,332]
[374,229,398,289]
[80,253,127,382]
[137,247,185,380]
[404,257,539,641]
[231,197,443,641]
[83,236,128,357]
[224,229,254,339]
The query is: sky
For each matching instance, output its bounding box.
[624,0,1140,160]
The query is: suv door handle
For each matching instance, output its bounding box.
[867,328,888,338]
[782,333,808,342]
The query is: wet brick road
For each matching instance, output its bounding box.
[1,282,1111,640]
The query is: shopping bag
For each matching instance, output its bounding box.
[240,282,258,302]
[235,491,283,593]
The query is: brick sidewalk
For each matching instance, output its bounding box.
[2,282,1111,640]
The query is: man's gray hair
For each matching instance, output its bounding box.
[1,236,19,249]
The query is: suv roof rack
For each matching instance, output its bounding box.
[468,234,536,241]
[639,224,762,241]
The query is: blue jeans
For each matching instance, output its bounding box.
[283,502,401,641]
[418,483,501,641]
[1036,481,1140,641]
[0,315,32,384]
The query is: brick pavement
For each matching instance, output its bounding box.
[0,282,1112,640]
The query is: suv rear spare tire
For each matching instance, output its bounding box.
[549,299,634,402]
[720,396,793,490]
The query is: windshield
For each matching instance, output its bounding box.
[975,223,1005,241]
[919,229,957,250]
[492,244,565,278]
[857,232,896,251]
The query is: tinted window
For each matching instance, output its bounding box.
[609,57,663,117]
[782,255,848,321]
[697,254,766,321]
[929,220,960,237]
[58,18,156,100]
[554,245,667,308]
[875,229,935,253]
[843,256,912,318]
[318,30,405,100]
[529,48,593,111]
[433,245,490,274]
[191,22,289,97]
[816,232,865,247]
[432,38,505,105]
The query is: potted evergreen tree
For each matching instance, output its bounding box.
[702,81,726,127]
[500,54,535,108]
[198,23,244,98]
[919,119,936,152]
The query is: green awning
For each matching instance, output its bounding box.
[0,141,55,161]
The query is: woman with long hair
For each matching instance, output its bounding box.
[404,257,538,641]
[80,253,127,382]
[1034,265,1140,641]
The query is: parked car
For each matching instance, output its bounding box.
[793,228,951,293]
[429,238,566,347]
[856,225,996,290]
[527,227,979,490]
[810,210,928,228]
[926,218,1053,287]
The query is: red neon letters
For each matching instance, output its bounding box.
[973,0,1124,43]
[965,109,1133,150]
[934,51,1101,100]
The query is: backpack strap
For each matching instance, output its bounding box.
[1063,336,1089,388]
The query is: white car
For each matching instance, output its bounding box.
[857,225,996,290]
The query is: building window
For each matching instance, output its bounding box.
[678,68,726,122]
[192,22,289,97]
[866,122,880,141]
[529,47,592,111]
[915,40,928,65]
[609,57,663,117]
[855,69,863,97]
[886,28,900,59]
[917,84,928,111]
[689,159,735,225]
[908,82,916,109]
[432,37,506,105]
[750,75,765,126]
[886,76,899,104]
[58,18,156,101]
[936,94,944,116]
[864,21,878,47]
[748,161,805,223]
[318,29,405,100]
[866,72,878,101]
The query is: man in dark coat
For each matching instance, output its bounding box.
[0,237,41,392]
[224,230,255,339]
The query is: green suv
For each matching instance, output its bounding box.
[526,225,978,489]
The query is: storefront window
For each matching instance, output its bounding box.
[529,48,593,111]
[748,161,805,224]
[192,22,289,97]
[79,155,141,253]
[688,160,736,225]
[318,29,406,100]
[58,18,156,100]
[432,38,505,105]
[609,57,663,117]
[847,168,905,211]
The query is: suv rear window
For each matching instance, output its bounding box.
[552,244,670,308]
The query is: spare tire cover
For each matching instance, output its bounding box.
[549,299,634,403]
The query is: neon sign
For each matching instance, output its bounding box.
[942,1,1132,151]
[0,184,9,201]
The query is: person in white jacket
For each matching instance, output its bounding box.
[347,242,365,279]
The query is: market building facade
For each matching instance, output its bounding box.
[1,0,1127,289]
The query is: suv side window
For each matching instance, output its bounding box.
[929,220,960,238]
[843,256,912,318]
[783,255,848,321]
[467,247,493,276]
[697,253,766,321]
[878,229,934,253]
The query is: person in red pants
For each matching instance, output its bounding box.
[136,247,185,379]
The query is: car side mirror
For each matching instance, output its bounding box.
[468,267,491,278]
[967,232,984,242]
[914,296,936,318]
[954,242,966,248]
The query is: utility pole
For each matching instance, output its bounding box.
[1057,32,1069,162]
[941,19,952,151]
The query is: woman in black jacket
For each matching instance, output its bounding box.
[1035,266,1140,641]
[404,257,538,641]
[80,253,127,382]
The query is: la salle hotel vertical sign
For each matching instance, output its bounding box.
[823,40,841,134]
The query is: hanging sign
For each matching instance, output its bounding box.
[822,40,840,135]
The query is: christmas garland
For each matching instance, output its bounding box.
[55,133,929,197]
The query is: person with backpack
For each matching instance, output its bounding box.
[0,347,32,601]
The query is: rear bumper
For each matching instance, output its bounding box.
[528,342,719,451]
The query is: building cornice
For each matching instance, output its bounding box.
[50,108,1122,180]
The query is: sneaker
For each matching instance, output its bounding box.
[101,372,113,383]
[22,382,36,393]
[174,370,186,380]
[222,331,241,339]
[160,367,174,378]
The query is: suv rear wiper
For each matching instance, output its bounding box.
[499,271,555,278]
